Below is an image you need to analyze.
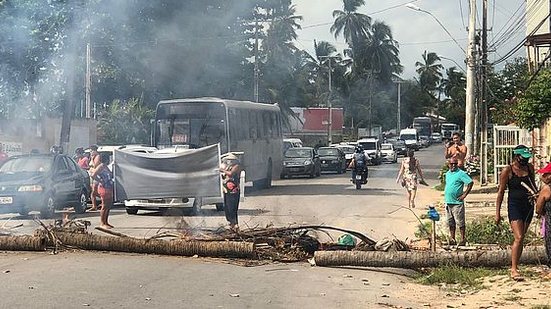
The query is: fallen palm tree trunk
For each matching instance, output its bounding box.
[54,232,255,258]
[0,233,254,258]
[0,235,47,251]
[314,247,549,268]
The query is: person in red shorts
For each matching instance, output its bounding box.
[91,153,114,229]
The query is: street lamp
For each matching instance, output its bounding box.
[405,4,466,54]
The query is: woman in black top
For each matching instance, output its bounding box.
[496,145,537,281]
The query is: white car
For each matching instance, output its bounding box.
[380,143,397,163]
[430,132,443,143]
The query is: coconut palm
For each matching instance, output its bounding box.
[415,51,443,93]
[330,0,371,49]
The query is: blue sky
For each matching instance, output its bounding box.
[293,0,528,79]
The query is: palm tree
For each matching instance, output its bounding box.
[415,51,443,94]
[355,20,402,83]
[330,0,371,49]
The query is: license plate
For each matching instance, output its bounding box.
[0,196,13,204]
[321,163,328,167]
[290,168,300,172]
[355,175,362,180]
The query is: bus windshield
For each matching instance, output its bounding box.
[155,102,227,151]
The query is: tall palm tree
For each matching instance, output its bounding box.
[415,51,443,94]
[330,0,371,49]
[356,20,402,82]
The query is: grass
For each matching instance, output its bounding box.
[531,306,551,309]
[416,265,508,290]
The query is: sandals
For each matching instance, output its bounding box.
[511,270,525,281]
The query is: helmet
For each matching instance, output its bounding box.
[355,146,364,153]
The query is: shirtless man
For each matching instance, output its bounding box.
[88,145,102,211]
[445,132,468,169]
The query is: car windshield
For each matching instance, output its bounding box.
[381,144,392,150]
[338,146,354,154]
[317,148,339,156]
[400,134,416,140]
[285,148,312,158]
[358,142,376,150]
[0,156,52,173]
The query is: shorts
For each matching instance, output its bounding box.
[446,203,465,228]
[508,198,534,224]
[98,186,113,205]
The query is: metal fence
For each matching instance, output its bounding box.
[493,125,532,184]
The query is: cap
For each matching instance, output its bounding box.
[89,145,98,151]
[222,153,238,160]
[538,162,551,174]
[513,147,532,158]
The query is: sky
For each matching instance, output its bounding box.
[293,0,529,79]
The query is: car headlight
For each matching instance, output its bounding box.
[304,159,312,165]
[18,185,43,192]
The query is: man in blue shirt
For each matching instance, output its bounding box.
[445,158,474,246]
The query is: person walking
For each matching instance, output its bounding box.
[91,153,114,229]
[444,158,474,246]
[445,132,468,169]
[220,153,241,232]
[88,145,101,211]
[396,149,427,208]
[495,145,537,281]
[536,162,551,266]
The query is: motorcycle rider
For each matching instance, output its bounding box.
[348,146,368,182]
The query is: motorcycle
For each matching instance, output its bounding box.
[353,165,369,189]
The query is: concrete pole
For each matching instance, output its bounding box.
[465,0,477,156]
[85,43,91,119]
[397,81,401,133]
[253,19,259,103]
[480,0,488,185]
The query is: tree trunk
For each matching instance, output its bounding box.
[0,234,254,258]
[313,247,549,268]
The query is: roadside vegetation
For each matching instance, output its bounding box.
[415,265,507,290]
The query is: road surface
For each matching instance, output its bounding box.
[0,144,447,308]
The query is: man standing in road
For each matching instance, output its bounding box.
[445,132,468,169]
[444,158,474,246]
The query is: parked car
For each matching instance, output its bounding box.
[419,135,431,148]
[334,144,355,168]
[283,138,303,154]
[0,153,90,217]
[388,139,408,157]
[317,147,347,174]
[430,132,443,143]
[380,143,398,163]
[280,147,321,178]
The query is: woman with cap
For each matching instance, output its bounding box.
[535,162,551,265]
[220,153,241,232]
[496,145,537,281]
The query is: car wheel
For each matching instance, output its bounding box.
[126,207,138,215]
[215,203,224,211]
[74,190,88,214]
[40,193,56,219]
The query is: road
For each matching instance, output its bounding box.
[0,144,447,308]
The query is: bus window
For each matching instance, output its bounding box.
[248,111,258,139]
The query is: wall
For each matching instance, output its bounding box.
[0,117,97,155]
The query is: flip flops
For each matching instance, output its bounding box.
[511,271,525,281]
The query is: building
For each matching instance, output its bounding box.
[525,0,551,70]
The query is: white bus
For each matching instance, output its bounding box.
[153,97,283,189]
[440,123,460,140]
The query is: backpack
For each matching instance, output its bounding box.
[96,168,113,189]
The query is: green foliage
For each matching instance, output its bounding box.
[466,216,539,245]
[435,163,449,191]
[515,69,551,131]
[416,265,507,289]
[97,98,154,145]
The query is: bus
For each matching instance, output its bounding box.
[153,97,283,189]
[440,123,460,140]
[412,117,432,138]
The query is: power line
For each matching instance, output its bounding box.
[458,0,466,29]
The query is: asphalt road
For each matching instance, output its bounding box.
[0,143,447,308]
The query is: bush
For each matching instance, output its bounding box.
[466,216,539,245]
[435,163,449,191]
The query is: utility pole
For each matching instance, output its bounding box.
[480,0,489,185]
[328,58,333,145]
[85,43,91,118]
[253,19,259,103]
[393,79,403,134]
[465,0,477,156]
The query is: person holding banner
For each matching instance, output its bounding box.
[220,153,241,232]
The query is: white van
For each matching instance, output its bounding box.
[399,128,419,150]
[356,138,382,165]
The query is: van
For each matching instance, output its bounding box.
[399,128,419,150]
[356,138,382,165]
[283,138,303,154]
